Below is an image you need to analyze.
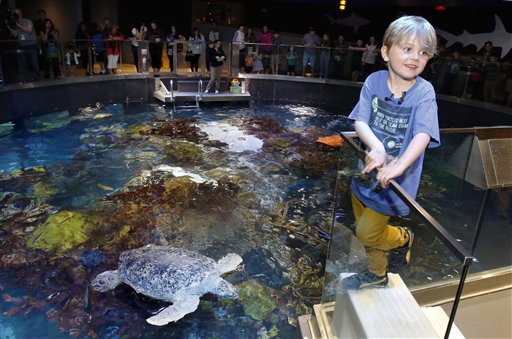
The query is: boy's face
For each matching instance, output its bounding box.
[381,36,431,81]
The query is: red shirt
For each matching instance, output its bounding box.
[258,32,272,52]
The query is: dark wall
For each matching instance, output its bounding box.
[116,0,193,38]
[0,77,152,123]
[1,77,510,128]
[245,78,512,128]
[243,4,512,59]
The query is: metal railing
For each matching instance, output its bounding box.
[1,37,510,109]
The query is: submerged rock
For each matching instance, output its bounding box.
[79,249,107,268]
[26,210,94,255]
[237,279,278,321]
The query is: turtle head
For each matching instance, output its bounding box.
[213,278,238,298]
[91,270,122,292]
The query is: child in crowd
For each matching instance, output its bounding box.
[244,52,254,74]
[252,47,264,74]
[342,15,440,289]
[105,25,124,74]
[287,45,297,76]
[91,24,106,74]
[64,42,81,76]
[40,18,61,78]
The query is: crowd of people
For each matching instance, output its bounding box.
[2,7,511,106]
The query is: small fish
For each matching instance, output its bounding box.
[97,183,113,191]
[91,113,112,119]
[84,286,89,310]
[317,230,331,239]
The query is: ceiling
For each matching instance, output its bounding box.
[231,0,512,6]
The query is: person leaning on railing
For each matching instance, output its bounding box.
[258,25,273,73]
[75,21,92,75]
[302,26,320,76]
[333,34,349,80]
[130,21,147,73]
[232,25,245,73]
[270,31,281,75]
[5,7,40,82]
[188,27,205,73]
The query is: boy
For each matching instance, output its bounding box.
[343,15,440,289]
[287,46,297,76]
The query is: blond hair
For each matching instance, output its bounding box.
[382,15,437,57]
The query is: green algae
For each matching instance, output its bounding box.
[26,211,92,254]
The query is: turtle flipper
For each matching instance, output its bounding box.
[146,295,200,326]
[91,270,122,292]
[216,253,243,274]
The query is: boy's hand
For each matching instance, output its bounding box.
[374,133,431,188]
[376,161,404,187]
[362,148,386,174]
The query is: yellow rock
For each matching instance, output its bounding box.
[27,211,91,254]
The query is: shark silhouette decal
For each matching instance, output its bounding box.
[325,12,370,33]
[436,14,511,58]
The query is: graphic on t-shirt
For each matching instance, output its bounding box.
[370,95,411,157]
[353,94,413,192]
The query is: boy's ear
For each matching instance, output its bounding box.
[380,46,389,62]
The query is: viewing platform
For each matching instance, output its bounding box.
[153,78,251,110]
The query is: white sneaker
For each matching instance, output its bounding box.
[204,90,209,93]
[215,90,219,94]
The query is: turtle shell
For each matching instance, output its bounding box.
[119,245,217,300]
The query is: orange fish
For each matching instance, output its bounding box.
[315,135,344,148]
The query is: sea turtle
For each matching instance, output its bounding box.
[90,245,243,326]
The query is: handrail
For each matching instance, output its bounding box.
[2,37,511,111]
[339,130,473,339]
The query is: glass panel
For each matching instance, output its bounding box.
[319,130,473,338]
[320,127,511,337]
[423,130,512,271]
[320,140,466,299]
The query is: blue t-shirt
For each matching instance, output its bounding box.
[348,70,440,216]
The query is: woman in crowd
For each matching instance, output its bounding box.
[188,27,205,73]
[147,20,164,74]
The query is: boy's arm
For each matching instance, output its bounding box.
[354,121,386,174]
[376,132,431,187]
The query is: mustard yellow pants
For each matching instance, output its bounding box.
[351,193,409,276]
